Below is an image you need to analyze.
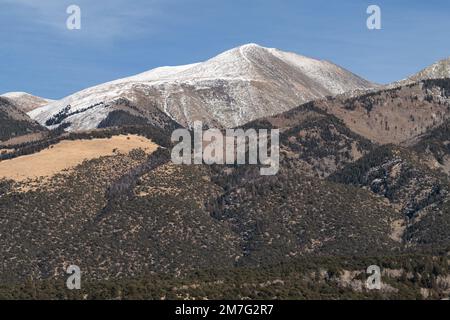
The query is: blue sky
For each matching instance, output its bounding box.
[1,0,450,99]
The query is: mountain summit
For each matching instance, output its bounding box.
[1,92,53,113]
[397,57,450,85]
[29,44,375,131]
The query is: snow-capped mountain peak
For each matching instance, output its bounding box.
[1,92,54,113]
[28,43,376,131]
[394,57,450,87]
[408,57,450,82]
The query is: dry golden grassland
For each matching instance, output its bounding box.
[0,134,158,181]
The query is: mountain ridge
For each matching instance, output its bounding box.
[1,92,54,113]
[393,57,450,86]
[28,43,375,131]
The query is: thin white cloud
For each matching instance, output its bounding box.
[2,0,162,41]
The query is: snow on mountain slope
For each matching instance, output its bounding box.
[1,92,54,113]
[394,57,450,87]
[408,57,450,81]
[29,43,375,131]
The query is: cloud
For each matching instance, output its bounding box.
[1,0,161,41]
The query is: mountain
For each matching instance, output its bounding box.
[2,52,450,299]
[245,79,450,251]
[1,80,450,299]
[28,43,375,131]
[1,104,449,299]
[395,57,450,85]
[0,97,45,142]
[262,78,450,145]
[1,92,53,113]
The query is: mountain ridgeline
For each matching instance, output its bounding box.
[28,44,375,131]
[1,48,450,299]
[0,97,45,143]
